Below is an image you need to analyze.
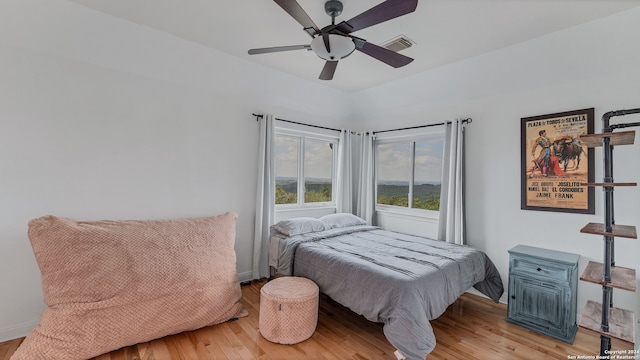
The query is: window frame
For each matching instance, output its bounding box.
[274,123,339,210]
[374,128,445,219]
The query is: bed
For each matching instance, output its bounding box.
[269,214,504,360]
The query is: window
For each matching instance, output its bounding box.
[376,133,444,213]
[274,135,299,204]
[274,125,337,207]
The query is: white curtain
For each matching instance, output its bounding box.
[252,114,275,279]
[336,129,353,213]
[355,132,376,224]
[438,119,466,244]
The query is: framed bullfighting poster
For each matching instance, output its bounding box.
[521,108,595,214]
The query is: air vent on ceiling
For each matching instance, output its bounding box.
[381,35,416,52]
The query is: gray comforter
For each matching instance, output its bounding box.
[273,225,503,360]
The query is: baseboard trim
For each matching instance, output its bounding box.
[0,317,38,342]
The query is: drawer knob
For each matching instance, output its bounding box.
[536,267,542,271]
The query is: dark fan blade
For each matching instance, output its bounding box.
[274,0,320,35]
[248,45,311,55]
[356,41,413,68]
[335,0,418,34]
[319,61,338,80]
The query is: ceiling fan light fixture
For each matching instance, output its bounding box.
[310,34,355,60]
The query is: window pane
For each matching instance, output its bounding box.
[376,142,411,207]
[304,139,333,203]
[275,135,298,205]
[412,139,444,210]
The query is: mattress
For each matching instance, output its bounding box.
[270,225,503,360]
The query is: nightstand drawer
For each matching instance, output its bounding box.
[511,257,572,282]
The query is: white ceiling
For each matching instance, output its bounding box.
[67,0,640,92]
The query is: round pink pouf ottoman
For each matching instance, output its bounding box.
[259,276,319,344]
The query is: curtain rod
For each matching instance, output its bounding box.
[372,118,472,135]
[252,114,472,135]
[252,113,342,132]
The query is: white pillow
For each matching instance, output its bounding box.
[320,213,367,229]
[272,217,328,236]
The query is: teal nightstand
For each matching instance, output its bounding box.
[507,245,580,344]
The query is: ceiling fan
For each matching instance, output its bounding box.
[248,0,418,80]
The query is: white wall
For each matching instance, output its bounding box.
[351,6,640,323]
[0,0,351,341]
[2,0,639,346]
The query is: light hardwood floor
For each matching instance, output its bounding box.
[0,280,633,360]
